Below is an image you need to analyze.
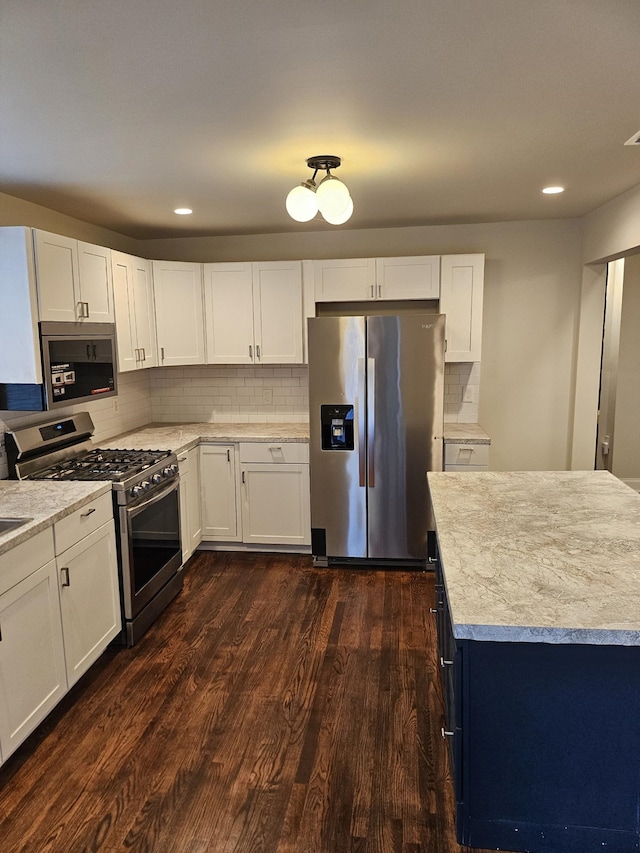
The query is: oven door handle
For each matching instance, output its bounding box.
[126,479,179,520]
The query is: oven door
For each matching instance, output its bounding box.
[119,480,182,620]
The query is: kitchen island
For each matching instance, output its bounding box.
[427,470,640,853]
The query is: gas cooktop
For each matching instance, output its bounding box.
[29,448,173,483]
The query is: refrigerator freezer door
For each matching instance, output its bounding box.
[308,316,367,558]
[366,314,445,559]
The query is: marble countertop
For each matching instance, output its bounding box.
[103,421,488,455]
[442,423,491,444]
[428,470,640,646]
[0,480,112,556]
[102,422,310,455]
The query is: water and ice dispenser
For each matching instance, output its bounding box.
[320,405,354,450]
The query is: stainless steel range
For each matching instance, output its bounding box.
[6,412,183,646]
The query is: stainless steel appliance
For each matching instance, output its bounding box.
[0,322,118,412]
[308,314,445,565]
[6,412,182,646]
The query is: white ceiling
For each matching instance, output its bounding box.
[1,0,639,240]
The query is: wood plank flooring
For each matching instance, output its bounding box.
[0,552,499,853]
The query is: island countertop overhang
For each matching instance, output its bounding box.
[427,470,640,646]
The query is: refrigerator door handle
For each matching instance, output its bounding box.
[367,357,375,487]
[357,357,366,487]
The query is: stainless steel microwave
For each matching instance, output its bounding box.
[0,322,118,411]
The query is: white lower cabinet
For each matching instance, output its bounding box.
[443,442,490,471]
[178,446,203,561]
[239,443,311,546]
[200,444,241,541]
[56,519,121,688]
[0,529,67,764]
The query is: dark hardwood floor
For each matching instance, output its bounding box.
[0,552,498,853]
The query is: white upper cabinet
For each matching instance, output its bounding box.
[112,251,157,372]
[33,230,114,323]
[313,256,440,302]
[203,263,255,364]
[375,256,440,300]
[153,261,205,366]
[204,261,303,365]
[313,258,376,302]
[440,254,485,362]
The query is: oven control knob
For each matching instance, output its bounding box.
[151,473,163,485]
[131,484,144,498]
[163,464,177,478]
[140,480,151,491]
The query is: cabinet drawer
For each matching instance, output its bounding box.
[53,492,113,555]
[239,442,309,464]
[444,443,489,468]
[0,527,55,596]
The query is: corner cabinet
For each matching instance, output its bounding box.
[203,261,303,364]
[440,254,484,362]
[239,443,311,546]
[112,251,158,372]
[152,260,205,366]
[33,229,114,323]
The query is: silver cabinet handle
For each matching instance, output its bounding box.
[256,345,261,360]
[378,284,382,298]
[178,455,187,462]
[441,727,454,738]
[242,471,246,484]
[370,284,374,298]
[135,348,140,362]
[161,347,165,362]
[249,345,253,359]
[227,449,230,462]
[440,656,454,667]
[140,347,146,361]
[80,507,96,518]
[61,567,70,587]
[429,607,438,614]
[269,445,282,451]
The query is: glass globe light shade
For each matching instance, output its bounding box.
[322,195,354,225]
[285,182,318,222]
[315,175,351,218]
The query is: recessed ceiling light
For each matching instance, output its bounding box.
[174,207,193,215]
[542,186,564,195]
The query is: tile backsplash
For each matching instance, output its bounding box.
[1,361,480,477]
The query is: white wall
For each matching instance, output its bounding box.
[612,254,640,481]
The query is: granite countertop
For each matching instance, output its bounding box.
[0,480,112,556]
[102,422,310,455]
[442,423,491,444]
[104,421,488,455]
[427,470,640,646]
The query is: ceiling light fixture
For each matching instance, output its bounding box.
[286,156,353,224]
[541,186,564,195]
[174,207,193,215]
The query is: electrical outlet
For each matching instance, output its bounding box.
[462,386,475,404]
[263,388,273,405]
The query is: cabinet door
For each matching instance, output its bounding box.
[153,261,205,366]
[440,254,485,362]
[58,520,121,688]
[33,229,80,322]
[200,444,240,540]
[241,463,311,546]
[253,261,303,364]
[313,258,376,302]
[376,256,440,300]
[203,263,255,364]
[112,251,138,372]
[77,241,114,322]
[0,559,67,761]
[132,257,158,368]
[178,447,202,560]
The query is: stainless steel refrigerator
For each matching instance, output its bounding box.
[308,313,445,564]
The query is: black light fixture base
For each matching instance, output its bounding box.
[306,155,341,171]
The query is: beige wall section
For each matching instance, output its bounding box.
[570,182,640,469]
[0,192,139,254]
[581,183,640,264]
[612,254,640,482]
